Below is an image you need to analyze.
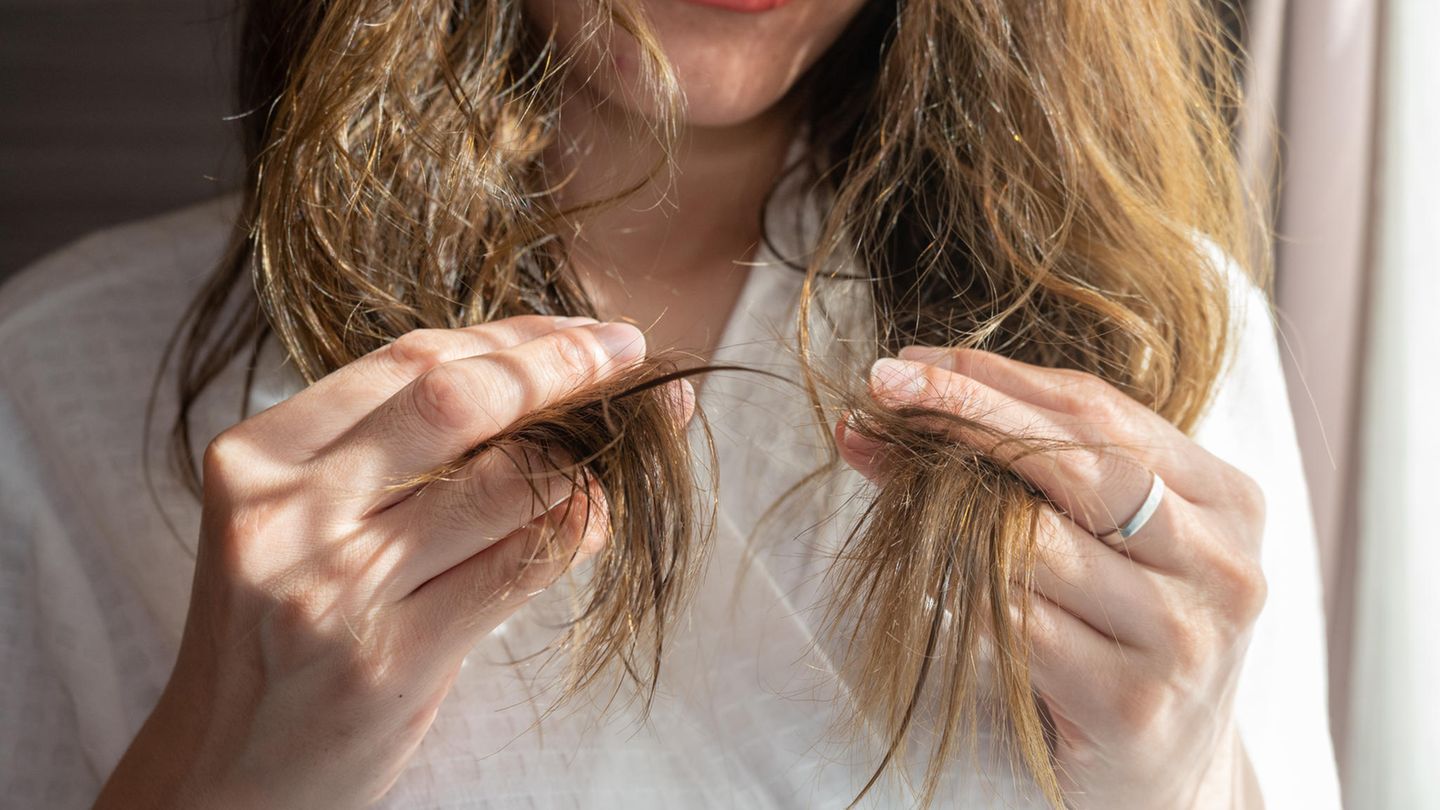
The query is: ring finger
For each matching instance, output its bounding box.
[1027,507,1185,645]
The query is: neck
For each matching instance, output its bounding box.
[544,91,799,355]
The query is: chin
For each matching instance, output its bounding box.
[527,0,870,129]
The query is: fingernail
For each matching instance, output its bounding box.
[676,378,697,417]
[585,322,646,363]
[658,377,697,426]
[870,358,927,400]
[835,413,878,452]
[897,345,953,368]
[554,315,598,328]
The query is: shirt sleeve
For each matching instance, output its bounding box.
[0,223,207,808]
[1191,272,1344,809]
[0,389,104,808]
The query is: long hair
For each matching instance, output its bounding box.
[154,0,1260,805]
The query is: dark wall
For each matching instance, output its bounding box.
[0,0,241,280]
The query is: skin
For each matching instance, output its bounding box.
[97,317,693,807]
[97,2,866,807]
[837,350,1267,808]
[98,1,1267,807]
[529,0,868,360]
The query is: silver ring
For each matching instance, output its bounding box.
[1098,472,1166,546]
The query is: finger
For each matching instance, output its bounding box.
[868,358,1190,541]
[834,412,891,482]
[401,491,606,652]
[1026,508,1180,643]
[897,347,1237,506]
[897,346,1167,427]
[668,377,698,429]
[370,445,591,599]
[1007,590,1131,736]
[323,322,647,512]
[247,315,597,455]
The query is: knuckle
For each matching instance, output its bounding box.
[954,347,1002,376]
[927,368,974,410]
[1113,679,1171,735]
[1085,384,1126,424]
[1240,564,1270,621]
[1212,551,1269,624]
[1032,507,1067,550]
[1048,384,1090,416]
[1051,372,1107,414]
[514,550,566,593]
[1227,469,1267,526]
[387,329,457,378]
[1155,605,1207,670]
[398,695,442,740]
[411,364,478,433]
[548,329,604,385]
[201,427,255,484]
[463,454,531,521]
[1054,448,1119,515]
[488,532,574,600]
[577,516,612,554]
[270,586,327,633]
[474,552,530,603]
[1088,446,1130,485]
[334,647,396,700]
[502,313,564,334]
[577,482,612,536]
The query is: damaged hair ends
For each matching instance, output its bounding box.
[148,0,1265,807]
[791,0,1259,805]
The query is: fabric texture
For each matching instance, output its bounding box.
[0,187,1340,807]
[1343,1,1440,804]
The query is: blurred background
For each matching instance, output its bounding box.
[1,0,1436,805]
[0,0,241,273]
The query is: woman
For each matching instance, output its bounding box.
[0,0,1341,807]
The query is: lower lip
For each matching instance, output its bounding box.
[677,0,793,12]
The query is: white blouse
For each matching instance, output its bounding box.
[0,190,1341,808]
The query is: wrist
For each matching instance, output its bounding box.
[95,677,240,809]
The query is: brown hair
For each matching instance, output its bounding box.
[151,0,1260,805]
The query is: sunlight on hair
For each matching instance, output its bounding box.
[150,0,1265,807]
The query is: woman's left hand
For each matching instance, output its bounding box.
[836,346,1268,810]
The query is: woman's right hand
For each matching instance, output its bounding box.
[95,315,684,809]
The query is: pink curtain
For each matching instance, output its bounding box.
[1245,0,1440,802]
[1266,0,1378,769]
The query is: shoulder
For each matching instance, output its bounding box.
[0,194,244,487]
[1190,244,1344,808]
[1206,237,1273,374]
[1190,242,1306,550]
[0,200,245,772]
[0,194,243,412]
[0,194,242,336]
[1191,240,1285,451]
